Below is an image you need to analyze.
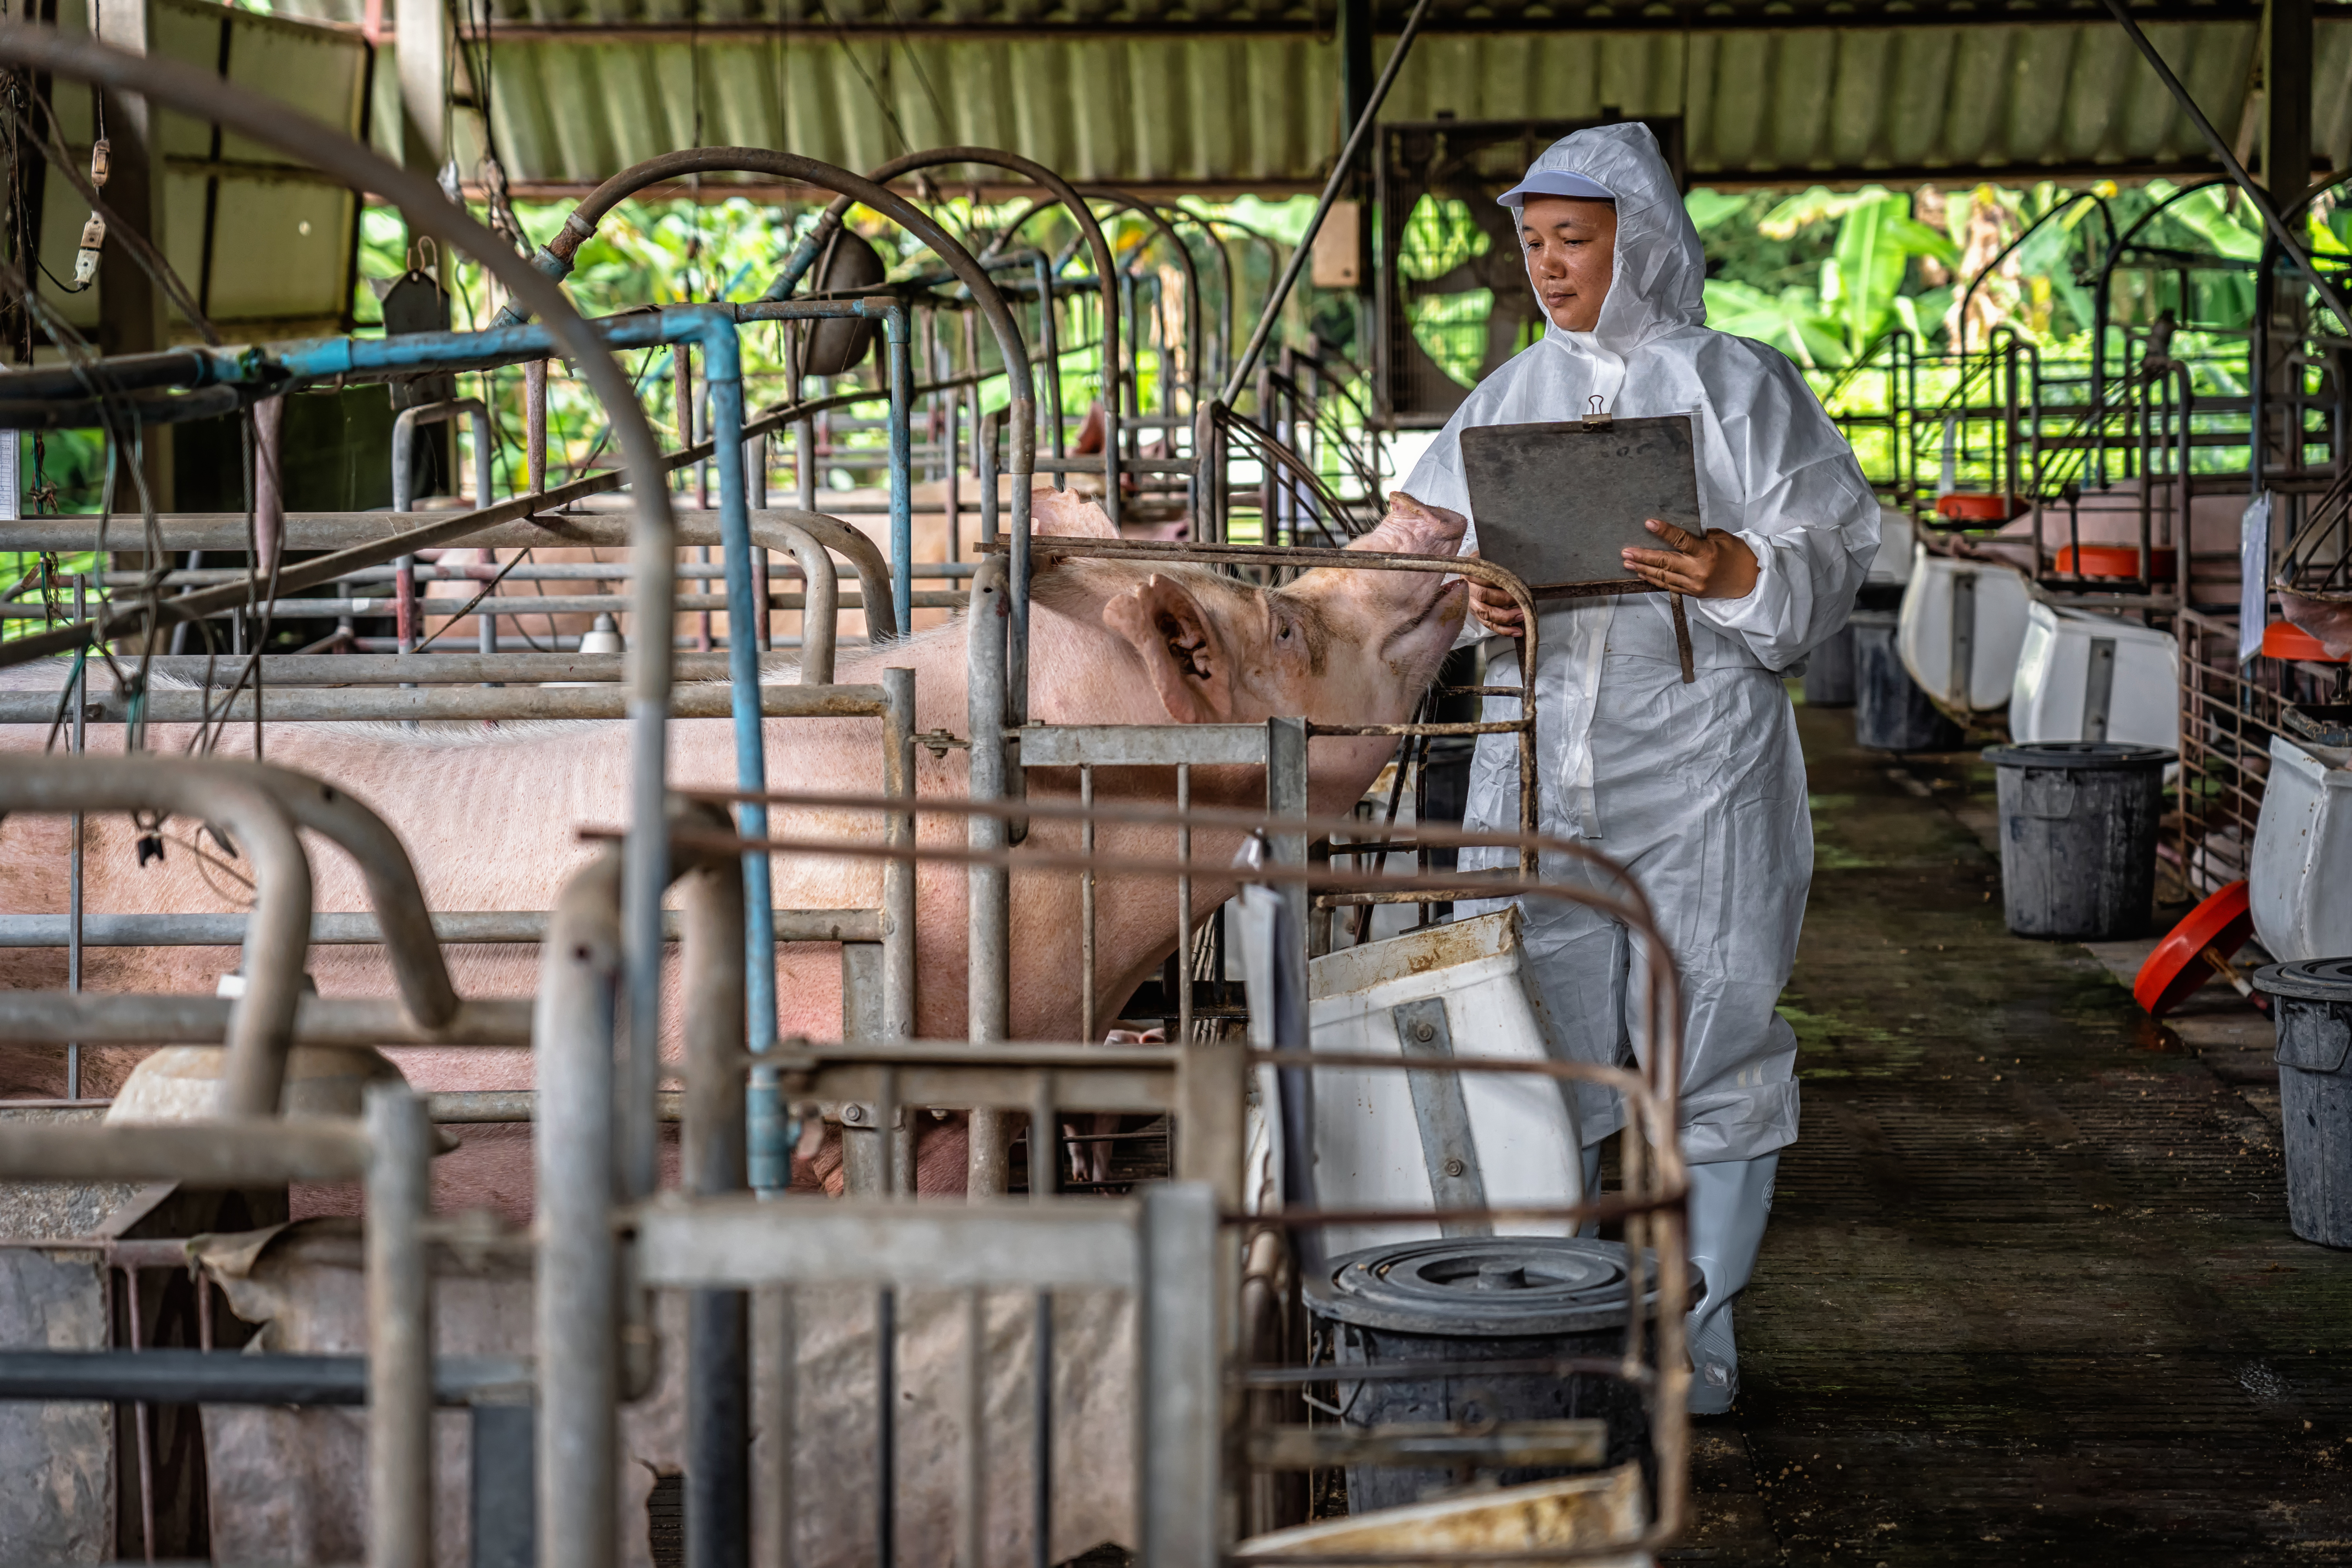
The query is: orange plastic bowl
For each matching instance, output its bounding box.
[2263,621,2350,664]
[2053,544,2178,582]
[1935,492,2027,524]
[2133,880,2254,1018]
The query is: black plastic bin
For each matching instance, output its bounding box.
[2253,958,2352,1249]
[1802,620,1857,708]
[1305,1236,1668,1513]
[1852,610,1958,751]
[1981,742,2175,939]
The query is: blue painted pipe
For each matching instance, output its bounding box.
[885,309,913,635]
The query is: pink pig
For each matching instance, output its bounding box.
[0,490,1469,1205]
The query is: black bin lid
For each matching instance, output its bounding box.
[1981,741,2177,771]
[2253,956,2352,1003]
[1304,1236,1659,1337]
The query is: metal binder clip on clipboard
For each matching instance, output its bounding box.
[1458,403,1701,683]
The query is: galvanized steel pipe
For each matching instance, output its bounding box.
[0,755,310,1116]
[965,557,1011,1195]
[365,1084,434,1568]
[0,26,682,1155]
[534,848,625,1568]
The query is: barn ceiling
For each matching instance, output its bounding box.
[264,0,2352,195]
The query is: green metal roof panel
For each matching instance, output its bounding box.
[236,0,2343,191]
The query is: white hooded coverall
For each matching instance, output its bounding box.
[1403,123,1880,1169]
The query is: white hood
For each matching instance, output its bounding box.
[1521,122,1708,360]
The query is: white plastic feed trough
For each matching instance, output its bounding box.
[1898,555,2032,714]
[2250,734,2352,963]
[2009,601,2180,752]
[1280,908,1588,1259]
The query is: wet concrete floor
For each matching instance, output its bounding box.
[1672,697,2352,1566]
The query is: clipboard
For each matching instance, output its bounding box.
[1459,406,1700,681]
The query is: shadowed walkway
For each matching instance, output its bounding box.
[1673,696,2352,1566]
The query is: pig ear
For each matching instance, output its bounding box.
[1031,487,1117,539]
[1354,491,1468,557]
[1103,574,1231,723]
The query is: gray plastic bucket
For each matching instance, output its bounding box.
[1305,1236,1664,1512]
[2253,958,2352,1249]
[1802,621,1857,708]
[1982,742,2175,938]
[1852,610,1958,751]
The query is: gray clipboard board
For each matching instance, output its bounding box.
[1458,410,1701,682]
[1459,412,1703,597]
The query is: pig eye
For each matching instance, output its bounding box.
[1278,624,1292,641]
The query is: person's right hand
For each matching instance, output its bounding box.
[1464,550,1525,637]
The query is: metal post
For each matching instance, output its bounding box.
[1079,764,1096,1042]
[1263,717,1316,1274]
[699,321,780,1152]
[980,410,1001,546]
[524,360,547,494]
[1138,1183,1220,1568]
[1034,253,1064,462]
[536,852,624,1568]
[945,377,963,563]
[886,305,914,635]
[686,856,751,1568]
[967,557,1011,1196]
[1220,0,1436,406]
[881,667,916,1044]
[68,575,84,1102]
[365,1083,433,1568]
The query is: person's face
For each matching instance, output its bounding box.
[1519,195,1617,332]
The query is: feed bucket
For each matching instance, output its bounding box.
[1802,620,1857,708]
[1853,610,1959,751]
[1982,742,2175,938]
[2253,958,2352,1249]
[1303,1236,1663,1514]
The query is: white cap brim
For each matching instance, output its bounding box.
[1496,171,1616,207]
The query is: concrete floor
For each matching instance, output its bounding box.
[1673,697,2352,1566]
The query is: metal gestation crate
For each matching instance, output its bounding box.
[631,783,1692,1565]
[2174,606,2352,895]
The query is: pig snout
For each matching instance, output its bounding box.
[1361,491,1470,558]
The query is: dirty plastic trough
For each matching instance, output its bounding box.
[1852,609,1959,751]
[2253,958,2352,1249]
[1982,742,2175,940]
[1305,1235,1662,1514]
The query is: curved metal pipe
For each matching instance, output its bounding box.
[1951,191,2116,358]
[487,144,1035,708]
[798,146,1117,530]
[761,516,840,684]
[1158,205,1238,390]
[390,399,495,656]
[0,755,310,1118]
[2090,177,2232,488]
[1085,187,1203,419]
[199,759,463,1030]
[755,509,894,645]
[532,847,624,1568]
[0,24,682,1123]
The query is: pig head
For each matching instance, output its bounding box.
[1087,490,1469,810]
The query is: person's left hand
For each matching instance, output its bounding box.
[1622,519,1760,600]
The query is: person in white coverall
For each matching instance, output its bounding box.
[1400,123,1879,1413]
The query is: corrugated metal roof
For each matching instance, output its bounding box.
[241,0,2351,192]
[36,0,373,339]
[386,18,2344,192]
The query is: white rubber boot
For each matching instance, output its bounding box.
[1684,1152,1778,1415]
